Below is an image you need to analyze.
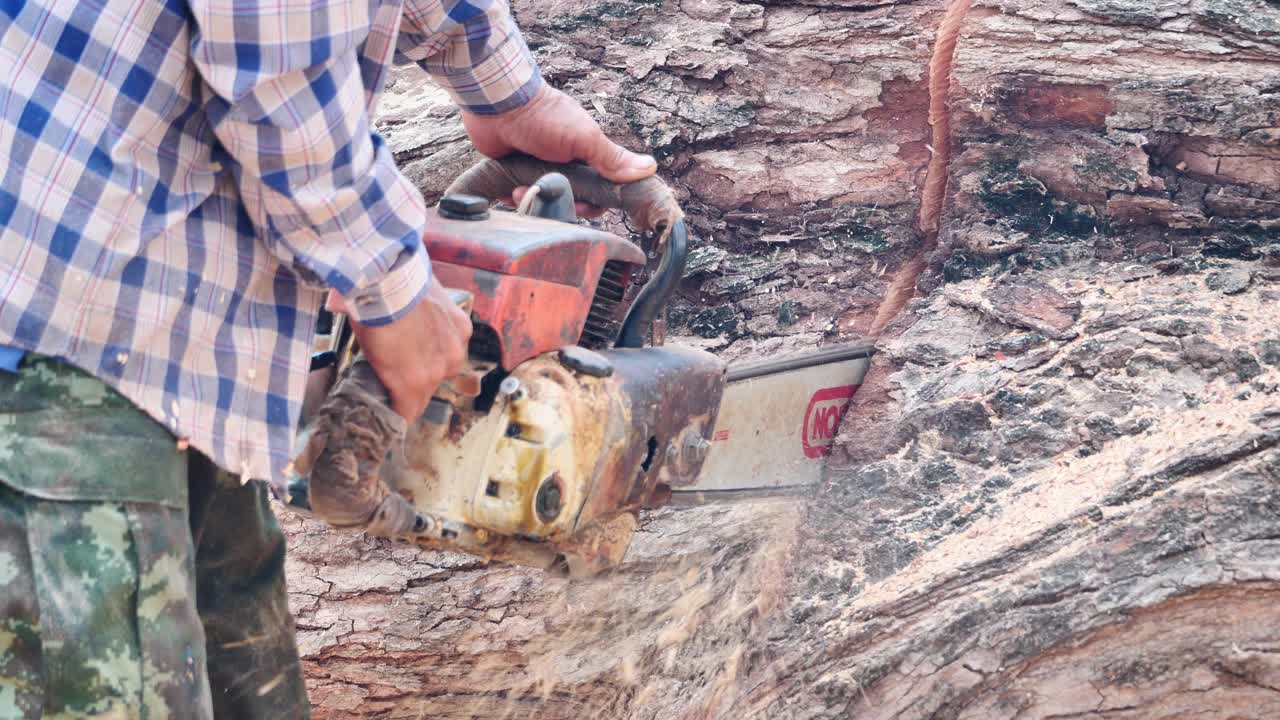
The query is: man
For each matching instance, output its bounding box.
[0,0,655,714]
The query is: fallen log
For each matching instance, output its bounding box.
[285,0,1280,716]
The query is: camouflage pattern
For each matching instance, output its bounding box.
[0,483,211,718]
[0,357,309,719]
[0,356,187,507]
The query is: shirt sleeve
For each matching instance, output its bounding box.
[189,0,431,326]
[397,0,544,116]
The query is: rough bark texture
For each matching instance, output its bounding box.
[285,0,1280,717]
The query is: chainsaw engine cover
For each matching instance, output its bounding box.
[379,345,725,575]
[424,203,648,369]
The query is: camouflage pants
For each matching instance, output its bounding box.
[0,358,309,719]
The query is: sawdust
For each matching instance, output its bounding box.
[414,500,805,719]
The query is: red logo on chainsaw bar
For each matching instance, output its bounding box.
[802,386,858,459]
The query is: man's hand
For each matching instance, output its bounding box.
[330,281,472,422]
[462,85,657,216]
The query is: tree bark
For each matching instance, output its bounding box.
[285,0,1280,717]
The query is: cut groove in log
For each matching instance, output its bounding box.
[919,0,973,237]
[870,0,972,337]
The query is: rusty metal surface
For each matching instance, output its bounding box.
[294,297,859,575]
[293,334,872,575]
[577,346,726,526]
[291,179,732,574]
[424,208,646,370]
[374,345,724,575]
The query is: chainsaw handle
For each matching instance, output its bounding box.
[446,154,689,348]
[444,153,684,236]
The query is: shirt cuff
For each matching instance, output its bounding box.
[431,28,544,116]
[344,245,433,326]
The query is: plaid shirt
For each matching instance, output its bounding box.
[0,0,541,484]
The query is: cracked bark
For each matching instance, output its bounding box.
[286,0,1280,717]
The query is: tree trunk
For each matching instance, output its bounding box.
[285,1,1280,717]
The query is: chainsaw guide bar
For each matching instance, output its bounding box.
[673,340,875,504]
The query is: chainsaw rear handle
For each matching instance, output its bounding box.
[446,153,688,348]
[281,291,474,538]
[445,153,684,237]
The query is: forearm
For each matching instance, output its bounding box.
[397,0,543,115]
[191,0,431,324]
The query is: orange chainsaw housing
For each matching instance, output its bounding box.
[422,207,647,370]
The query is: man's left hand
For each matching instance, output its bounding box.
[461,85,657,217]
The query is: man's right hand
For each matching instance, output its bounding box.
[336,280,473,422]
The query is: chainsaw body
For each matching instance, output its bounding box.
[305,173,725,574]
[296,159,874,576]
[383,340,723,574]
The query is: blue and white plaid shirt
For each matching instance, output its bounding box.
[0,0,541,483]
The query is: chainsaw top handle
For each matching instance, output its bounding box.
[444,153,688,349]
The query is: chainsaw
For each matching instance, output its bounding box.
[281,155,873,576]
